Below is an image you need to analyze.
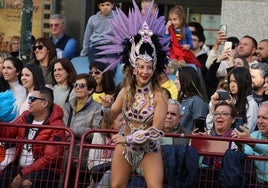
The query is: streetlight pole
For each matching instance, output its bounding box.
[20,0,33,64]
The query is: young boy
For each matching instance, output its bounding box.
[80,0,115,63]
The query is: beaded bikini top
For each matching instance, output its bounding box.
[122,83,154,133]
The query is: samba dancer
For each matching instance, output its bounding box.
[99,0,169,187]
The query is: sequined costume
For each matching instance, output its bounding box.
[121,84,162,171]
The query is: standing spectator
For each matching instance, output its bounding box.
[233,102,268,186]
[89,61,115,104]
[191,31,208,77]
[0,87,66,188]
[2,57,26,115]
[250,63,268,105]
[237,35,258,66]
[51,58,77,108]
[80,0,116,63]
[256,39,268,63]
[263,73,268,102]
[32,37,57,85]
[175,66,209,131]
[49,14,77,60]
[19,63,45,115]
[188,21,210,54]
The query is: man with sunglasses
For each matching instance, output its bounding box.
[49,14,77,60]
[0,87,66,188]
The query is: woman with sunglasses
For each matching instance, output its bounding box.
[51,58,77,108]
[32,37,57,85]
[63,73,103,186]
[89,61,115,104]
[19,63,45,115]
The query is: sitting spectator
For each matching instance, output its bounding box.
[175,66,209,131]
[232,102,268,186]
[9,35,20,57]
[49,14,77,59]
[32,37,57,85]
[51,58,77,107]
[19,63,45,114]
[160,72,178,100]
[2,57,27,115]
[88,113,124,187]
[63,73,102,186]
[195,102,238,165]
[0,87,66,187]
[89,62,115,104]
[207,67,258,132]
[161,99,191,145]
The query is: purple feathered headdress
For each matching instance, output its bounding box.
[97,0,169,72]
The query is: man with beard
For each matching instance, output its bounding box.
[256,39,268,63]
[237,35,258,66]
[250,63,268,105]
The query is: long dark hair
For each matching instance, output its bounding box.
[90,61,115,94]
[177,66,207,102]
[227,67,251,124]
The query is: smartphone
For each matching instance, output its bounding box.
[235,117,244,132]
[217,90,230,100]
[220,24,227,34]
[194,117,206,132]
[224,41,232,50]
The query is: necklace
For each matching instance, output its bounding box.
[132,83,151,116]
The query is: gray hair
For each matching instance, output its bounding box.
[250,63,268,78]
[167,99,182,115]
[50,14,66,25]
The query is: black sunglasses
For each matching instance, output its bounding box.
[28,96,46,103]
[32,45,44,51]
[89,70,102,75]
[73,83,86,89]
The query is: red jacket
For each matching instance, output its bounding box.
[0,104,66,176]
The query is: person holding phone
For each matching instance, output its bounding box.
[206,67,258,132]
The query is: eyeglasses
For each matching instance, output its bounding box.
[213,112,232,117]
[32,45,44,51]
[89,70,102,75]
[28,96,46,103]
[73,83,86,89]
[50,23,60,28]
